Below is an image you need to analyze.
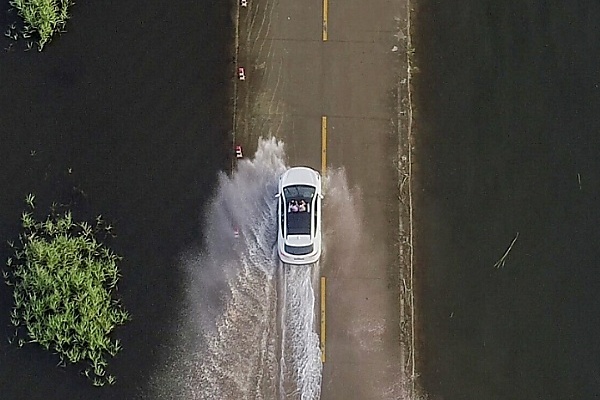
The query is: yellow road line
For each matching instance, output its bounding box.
[322,0,328,41]
[320,276,326,362]
[321,116,327,174]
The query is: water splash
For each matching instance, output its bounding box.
[149,138,323,400]
[279,266,322,400]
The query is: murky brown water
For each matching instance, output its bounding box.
[414,2,600,399]
[0,0,233,398]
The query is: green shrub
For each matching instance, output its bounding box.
[4,195,129,386]
[9,0,74,50]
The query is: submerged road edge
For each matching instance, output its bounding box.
[320,276,326,363]
[398,0,418,397]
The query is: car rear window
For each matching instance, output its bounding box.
[285,244,314,255]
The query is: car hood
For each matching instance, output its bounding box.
[285,234,312,246]
[281,167,320,187]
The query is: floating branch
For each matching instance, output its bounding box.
[494,232,519,269]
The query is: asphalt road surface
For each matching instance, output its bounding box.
[234,0,413,398]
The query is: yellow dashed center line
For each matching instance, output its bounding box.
[320,0,328,364]
[321,116,327,174]
[322,0,328,41]
[320,276,326,362]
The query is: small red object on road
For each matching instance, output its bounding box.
[235,145,243,159]
[238,67,246,81]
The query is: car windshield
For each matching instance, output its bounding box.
[283,185,315,200]
[284,185,314,235]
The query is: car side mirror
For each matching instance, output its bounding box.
[275,193,280,198]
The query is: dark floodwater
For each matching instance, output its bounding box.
[0,0,233,398]
[413,2,600,400]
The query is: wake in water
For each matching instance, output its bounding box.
[150,138,323,400]
[278,266,322,400]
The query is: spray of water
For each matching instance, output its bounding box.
[278,266,322,400]
[149,138,324,399]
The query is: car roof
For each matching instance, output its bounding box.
[280,167,320,187]
[286,212,311,235]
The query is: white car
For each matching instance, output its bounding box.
[276,167,322,265]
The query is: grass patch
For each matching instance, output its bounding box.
[9,0,74,51]
[4,194,129,386]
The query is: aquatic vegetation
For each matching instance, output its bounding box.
[9,0,74,51]
[4,195,129,386]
